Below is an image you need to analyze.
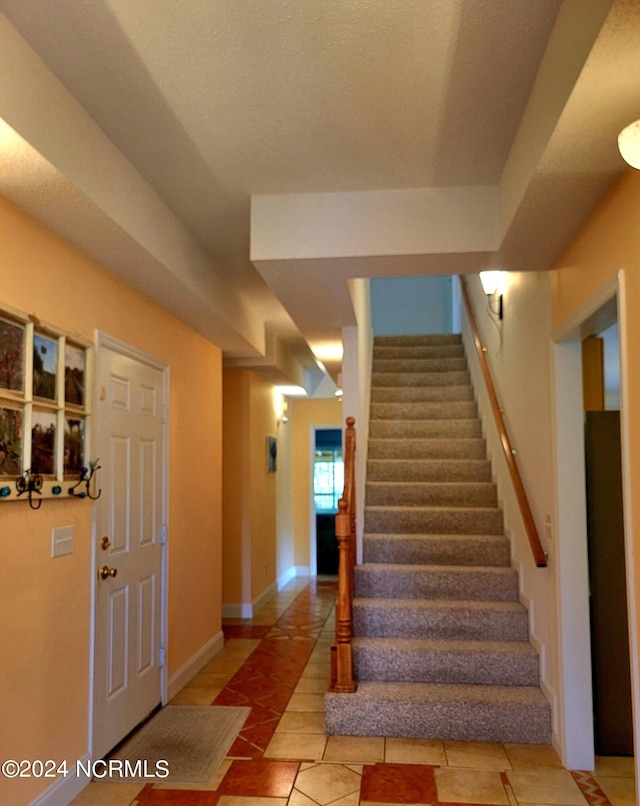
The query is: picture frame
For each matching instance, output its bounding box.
[64,417,85,476]
[0,316,24,393]
[65,343,85,407]
[0,406,23,475]
[0,302,93,501]
[33,333,58,400]
[31,410,57,475]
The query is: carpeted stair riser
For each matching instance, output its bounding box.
[353,598,530,642]
[371,401,477,421]
[327,332,551,744]
[374,334,463,347]
[368,439,486,460]
[325,682,551,744]
[371,385,474,403]
[369,419,481,439]
[363,534,510,567]
[373,357,468,374]
[355,564,518,602]
[372,371,471,388]
[366,481,497,508]
[352,637,540,686]
[373,344,464,360]
[365,506,503,535]
[367,459,492,483]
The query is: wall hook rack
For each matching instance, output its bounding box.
[68,459,102,500]
[16,469,44,510]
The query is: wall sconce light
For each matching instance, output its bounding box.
[618,119,640,169]
[277,401,289,427]
[479,271,504,320]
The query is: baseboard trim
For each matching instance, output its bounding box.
[277,567,296,589]
[221,602,253,619]
[222,580,281,621]
[167,629,224,701]
[30,753,91,806]
[253,581,277,613]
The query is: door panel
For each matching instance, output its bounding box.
[94,345,165,759]
[585,410,633,755]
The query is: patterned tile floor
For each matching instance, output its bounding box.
[71,578,636,806]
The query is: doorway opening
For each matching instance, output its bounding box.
[583,321,633,756]
[553,273,637,771]
[313,428,343,575]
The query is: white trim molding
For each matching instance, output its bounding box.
[167,630,224,701]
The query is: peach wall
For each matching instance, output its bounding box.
[249,374,277,599]
[222,370,249,603]
[550,170,640,330]
[550,168,640,761]
[0,195,222,805]
[222,369,277,607]
[290,398,343,569]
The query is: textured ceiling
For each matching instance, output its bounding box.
[0,0,637,386]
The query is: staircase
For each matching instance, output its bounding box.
[325,334,551,743]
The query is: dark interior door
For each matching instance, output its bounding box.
[585,410,634,755]
[316,513,339,575]
[314,428,342,575]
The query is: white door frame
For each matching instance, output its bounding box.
[89,331,170,756]
[552,270,639,773]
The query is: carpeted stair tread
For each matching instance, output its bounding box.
[366,481,497,508]
[369,419,482,439]
[373,357,468,374]
[325,681,551,743]
[372,370,471,388]
[353,597,530,641]
[365,505,503,535]
[352,636,540,686]
[373,343,465,360]
[367,459,492,482]
[355,563,519,601]
[370,401,478,420]
[363,533,510,566]
[368,438,487,460]
[371,384,474,403]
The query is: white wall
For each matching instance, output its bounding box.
[343,278,373,563]
[460,273,560,748]
[371,276,454,335]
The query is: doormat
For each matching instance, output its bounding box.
[109,705,250,784]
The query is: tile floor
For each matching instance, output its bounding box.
[71,578,636,806]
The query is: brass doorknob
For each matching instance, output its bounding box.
[99,565,118,580]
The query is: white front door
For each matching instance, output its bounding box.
[93,339,167,759]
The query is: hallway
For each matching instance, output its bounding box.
[71,578,634,806]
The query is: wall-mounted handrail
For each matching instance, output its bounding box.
[459,276,548,568]
[329,416,357,692]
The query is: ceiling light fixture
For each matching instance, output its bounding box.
[618,119,640,170]
[479,270,504,320]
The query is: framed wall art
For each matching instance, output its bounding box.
[0,302,94,504]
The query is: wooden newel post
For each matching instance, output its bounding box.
[330,497,356,692]
[344,417,357,572]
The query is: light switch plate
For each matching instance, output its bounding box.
[52,525,74,558]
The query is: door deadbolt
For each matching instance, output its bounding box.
[100,536,112,551]
[99,565,118,580]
